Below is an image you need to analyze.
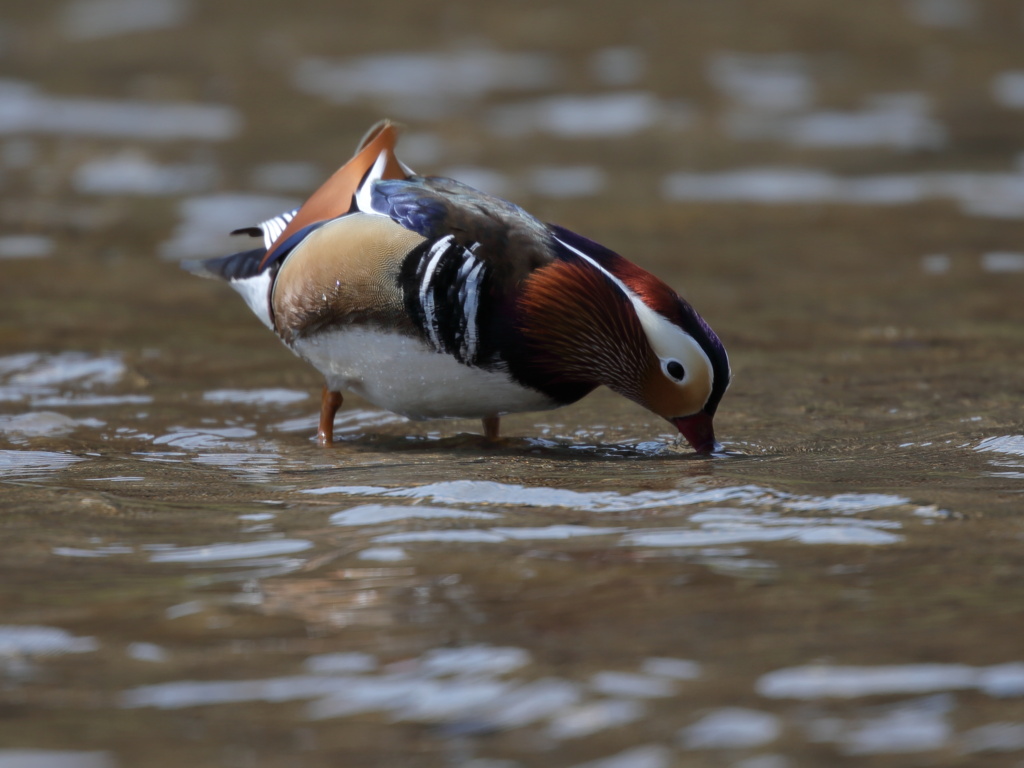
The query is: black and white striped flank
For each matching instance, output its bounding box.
[400,235,489,366]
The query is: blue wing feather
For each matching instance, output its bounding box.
[371,179,451,239]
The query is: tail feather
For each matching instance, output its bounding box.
[181,247,267,282]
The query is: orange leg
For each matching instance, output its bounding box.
[317,386,343,447]
[482,415,500,442]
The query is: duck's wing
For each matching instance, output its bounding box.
[367,175,557,286]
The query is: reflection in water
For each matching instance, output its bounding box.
[663,166,1024,218]
[73,150,218,196]
[757,662,1024,699]
[60,0,190,40]
[992,71,1024,109]
[708,52,813,111]
[0,81,240,141]
[294,49,557,118]
[906,0,975,27]
[0,626,98,655]
[980,252,1024,273]
[488,92,691,138]
[202,388,309,406]
[329,504,500,526]
[680,707,781,749]
[726,95,946,150]
[0,750,115,768]
[147,539,312,563]
[0,235,53,259]
[159,194,299,259]
[304,478,922,516]
[0,449,85,477]
[804,695,954,755]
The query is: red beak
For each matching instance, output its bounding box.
[672,412,718,454]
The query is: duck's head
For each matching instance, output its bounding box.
[629,289,730,454]
[520,229,730,453]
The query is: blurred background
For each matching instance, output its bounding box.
[1,1,1024,766]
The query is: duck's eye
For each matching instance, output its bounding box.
[665,360,685,381]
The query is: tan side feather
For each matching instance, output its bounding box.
[272,214,425,343]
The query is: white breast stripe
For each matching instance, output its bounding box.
[419,236,454,351]
[460,260,485,362]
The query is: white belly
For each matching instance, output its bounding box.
[290,328,559,420]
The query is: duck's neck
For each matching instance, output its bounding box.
[510,259,654,404]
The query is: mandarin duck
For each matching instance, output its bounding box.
[184,121,730,452]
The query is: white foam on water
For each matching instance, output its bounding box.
[0,626,98,656]
[0,750,116,768]
[0,79,240,141]
[60,0,190,39]
[330,504,500,526]
[0,235,53,259]
[148,539,312,563]
[73,150,218,195]
[680,707,782,749]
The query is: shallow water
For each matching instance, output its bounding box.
[2,1,1023,766]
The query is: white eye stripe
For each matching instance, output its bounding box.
[553,235,714,390]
